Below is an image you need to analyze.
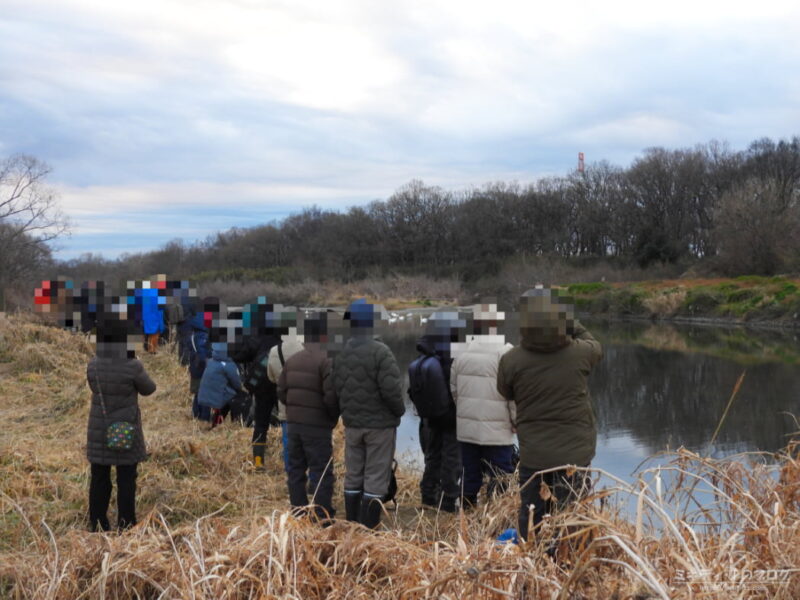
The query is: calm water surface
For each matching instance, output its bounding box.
[380,318,800,485]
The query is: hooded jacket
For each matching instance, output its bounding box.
[450,338,515,445]
[278,345,338,428]
[86,355,157,465]
[197,347,243,409]
[333,335,405,429]
[497,320,602,470]
[138,288,165,335]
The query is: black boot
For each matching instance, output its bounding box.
[461,494,478,510]
[344,491,362,522]
[440,495,458,513]
[359,495,382,529]
[421,491,440,508]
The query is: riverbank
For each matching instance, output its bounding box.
[567,276,800,328]
[1,315,799,598]
[195,274,800,329]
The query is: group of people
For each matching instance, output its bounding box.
[407,291,602,540]
[79,285,602,544]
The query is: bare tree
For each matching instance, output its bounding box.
[713,178,800,275]
[0,154,70,308]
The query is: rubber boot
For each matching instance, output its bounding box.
[440,495,458,514]
[312,504,335,527]
[344,491,362,522]
[461,494,478,511]
[359,495,382,529]
[421,492,439,508]
[252,444,266,472]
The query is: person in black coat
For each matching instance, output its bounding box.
[228,300,282,471]
[86,307,156,531]
[408,311,467,513]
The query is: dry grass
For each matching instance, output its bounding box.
[642,288,688,318]
[1,314,799,599]
[198,275,462,309]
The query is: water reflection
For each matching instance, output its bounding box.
[379,319,800,482]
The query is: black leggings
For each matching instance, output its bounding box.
[251,388,276,447]
[89,463,138,531]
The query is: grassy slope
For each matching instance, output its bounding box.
[1,315,799,598]
[566,276,800,325]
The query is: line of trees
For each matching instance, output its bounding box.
[8,135,799,301]
[0,155,69,309]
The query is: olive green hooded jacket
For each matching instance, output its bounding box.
[497,321,602,470]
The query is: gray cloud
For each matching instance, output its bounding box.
[1,0,799,258]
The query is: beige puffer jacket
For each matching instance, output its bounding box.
[267,336,304,421]
[450,339,515,445]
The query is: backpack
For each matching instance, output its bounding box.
[165,302,184,325]
[173,302,185,324]
[407,355,451,419]
[244,346,272,393]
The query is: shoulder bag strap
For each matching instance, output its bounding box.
[93,365,108,423]
[277,342,285,366]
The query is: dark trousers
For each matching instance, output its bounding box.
[460,442,514,499]
[518,466,590,542]
[178,332,192,366]
[191,376,211,421]
[89,463,138,531]
[251,389,276,447]
[211,404,231,427]
[286,424,335,519]
[419,420,461,502]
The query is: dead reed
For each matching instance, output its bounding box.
[1,314,798,599]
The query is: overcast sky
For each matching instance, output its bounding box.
[2,0,799,259]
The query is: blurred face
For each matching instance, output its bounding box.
[426,311,467,355]
[519,288,575,341]
[470,303,504,337]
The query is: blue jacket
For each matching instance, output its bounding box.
[138,288,165,335]
[189,327,210,379]
[198,348,243,409]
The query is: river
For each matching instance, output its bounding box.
[379,318,800,484]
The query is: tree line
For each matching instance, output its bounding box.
[3,135,799,306]
[0,155,68,309]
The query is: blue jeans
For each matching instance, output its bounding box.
[281,421,289,473]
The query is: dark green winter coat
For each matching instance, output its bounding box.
[333,336,404,429]
[86,356,157,465]
[497,322,602,470]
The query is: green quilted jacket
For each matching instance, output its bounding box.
[333,336,405,429]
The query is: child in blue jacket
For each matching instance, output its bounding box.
[197,343,243,427]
